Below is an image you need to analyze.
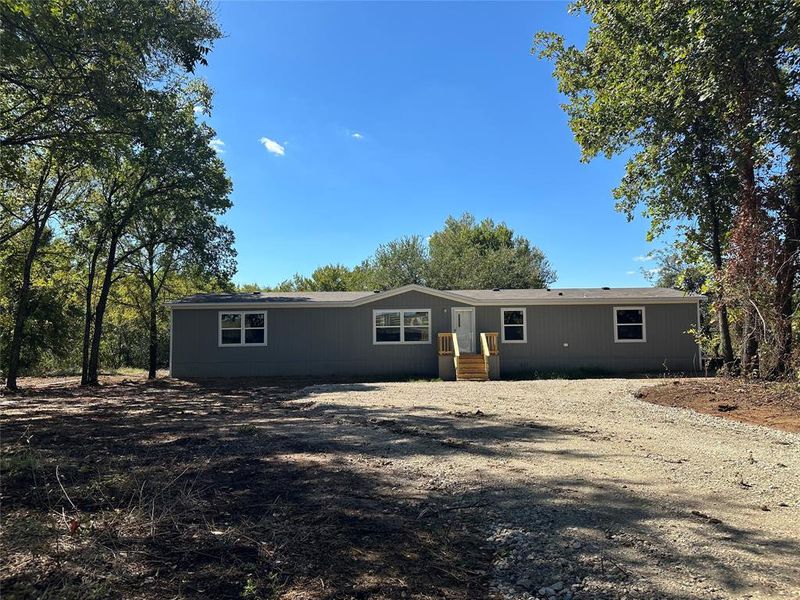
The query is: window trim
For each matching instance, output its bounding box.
[372,308,432,345]
[500,307,527,343]
[613,306,646,343]
[218,310,268,347]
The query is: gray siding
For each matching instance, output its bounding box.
[171,291,468,378]
[475,303,700,375]
[170,290,700,378]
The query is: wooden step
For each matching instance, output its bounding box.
[456,354,488,381]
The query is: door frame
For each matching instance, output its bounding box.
[451,307,476,353]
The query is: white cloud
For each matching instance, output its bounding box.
[193,105,205,114]
[209,138,225,154]
[259,136,285,156]
[350,132,364,140]
[633,254,654,262]
[645,267,662,275]
[626,270,636,275]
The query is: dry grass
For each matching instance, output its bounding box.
[1,376,487,600]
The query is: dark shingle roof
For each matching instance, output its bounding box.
[168,286,702,306]
[451,287,700,300]
[169,291,375,305]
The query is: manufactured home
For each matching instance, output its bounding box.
[167,284,703,380]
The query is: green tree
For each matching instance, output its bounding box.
[1,0,226,389]
[427,214,555,289]
[0,0,219,148]
[266,214,556,292]
[0,226,82,377]
[535,0,799,376]
[364,236,429,290]
[78,89,231,385]
[1,151,84,388]
[123,204,235,378]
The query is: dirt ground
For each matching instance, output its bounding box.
[638,378,800,433]
[1,376,798,600]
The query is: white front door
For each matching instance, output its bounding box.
[452,308,475,353]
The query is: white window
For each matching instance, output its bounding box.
[614,306,646,342]
[501,307,526,343]
[373,309,431,344]
[219,311,267,346]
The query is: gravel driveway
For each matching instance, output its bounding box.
[291,379,800,600]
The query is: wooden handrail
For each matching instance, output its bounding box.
[480,333,490,374]
[437,332,454,356]
[451,332,460,372]
[483,332,499,355]
[480,332,490,357]
[451,332,460,358]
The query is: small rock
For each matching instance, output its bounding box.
[551,581,564,591]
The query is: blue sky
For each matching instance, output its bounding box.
[198,1,665,288]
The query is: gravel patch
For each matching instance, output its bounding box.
[296,379,800,599]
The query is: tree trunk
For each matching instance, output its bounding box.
[147,280,158,379]
[4,169,59,390]
[4,217,50,389]
[735,144,762,375]
[709,198,735,368]
[85,233,120,386]
[80,240,105,385]
[773,148,800,376]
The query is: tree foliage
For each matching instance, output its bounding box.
[0,0,219,148]
[535,0,800,377]
[0,0,234,388]
[267,213,556,292]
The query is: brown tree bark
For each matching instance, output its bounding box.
[5,168,63,390]
[708,193,736,368]
[82,173,150,386]
[146,246,159,379]
[84,232,120,385]
[147,281,158,379]
[5,208,52,389]
[80,238,106,385]
[735,144,762,375]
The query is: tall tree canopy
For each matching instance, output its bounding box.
[269,213,556,292]
[535,0,800,376]
[0,0,219,149]
[1,0,234,389]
